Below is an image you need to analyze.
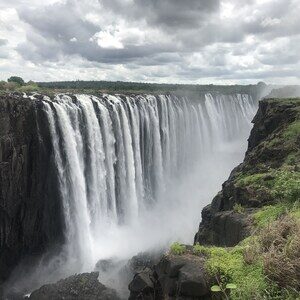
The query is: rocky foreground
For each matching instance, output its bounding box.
[128,98,300,299]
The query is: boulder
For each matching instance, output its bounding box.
[28,272,120,300]
[129,253,210,300]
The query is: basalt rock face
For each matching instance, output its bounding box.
[0,94,64,284]
[28,272,120,300]
[128,251,210,300]
[195,98,300,246]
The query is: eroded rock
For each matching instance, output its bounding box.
[28,272,120,300]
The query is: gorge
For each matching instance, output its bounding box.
[0,88,264,297]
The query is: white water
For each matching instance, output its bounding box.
[41,93,257,283]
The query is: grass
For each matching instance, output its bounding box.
[283,121,300,140]
[203,245,275,299]
[196,211,300,299]
[253,204,287,228]
[236,169,300,204]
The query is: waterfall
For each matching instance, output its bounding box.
[42,93,257,272]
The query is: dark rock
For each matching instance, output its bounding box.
[128,267,154,293]
[129,254,210,300]
[0,95,64,283]
[28,272,120,300]
[195,98,300,246]
[128,251,162,274]
[178,262,208,297]
[195,207,254,246]
[95,258,119,273]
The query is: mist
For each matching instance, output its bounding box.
[4,92,257,297]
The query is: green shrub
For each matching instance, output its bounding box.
[193,243,209,255]
[236,173,270,187]
[18,84,40,93]
[233,203,245,214]
[271,170,300,203]
[205,247,271,299]
[170,242,186,255]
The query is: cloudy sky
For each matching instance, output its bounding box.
[0,0,299,84]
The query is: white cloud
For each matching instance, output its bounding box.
[93,30,124,49]
[0,0,299,84]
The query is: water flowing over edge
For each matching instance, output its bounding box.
[41,92,257,273]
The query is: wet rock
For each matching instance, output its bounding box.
[128,267,155,296]
[95,258,119,273]
[128,251,162,274]
[28,272,120,300]
[129,254,210,300]
[195,207,254,246]
[0,95,64,283]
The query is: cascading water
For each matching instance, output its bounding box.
[41,92,257,279]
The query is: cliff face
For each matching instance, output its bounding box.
[195,98,300,246]
[0,94,64,283]
[129,98,300,299]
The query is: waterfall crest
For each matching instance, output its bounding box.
[42,93,257,271]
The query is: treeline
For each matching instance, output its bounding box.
[0,76,40,93]
[1,76,268,99]
[38,80,266,95]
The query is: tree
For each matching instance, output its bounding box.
[7,76,25,86]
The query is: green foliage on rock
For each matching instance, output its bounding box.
[233,203,245,214]
[193,243,209,255]
[204,245,272,299]
[170,242,186,255]
[253,204,287,228]
[283,121,300,140]
[202,98,300,299]
[271,170,300,202]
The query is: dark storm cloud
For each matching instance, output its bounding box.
[101,0,220,29]
[18,1,99,42]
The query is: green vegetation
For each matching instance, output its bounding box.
[170,242,186,255]
[204,245,272,299]
[193,243,209,255]
[236,169,300,204]
[211,282,237,300]
[0,77,40,93]
[36,80,265,97]
[253,204,287,228]
[271,170,300,203]
[192,212,300,299]
[283,121,300,140]
[199,98,300,299]
[8,76,25,85]
[233,203,245,214]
